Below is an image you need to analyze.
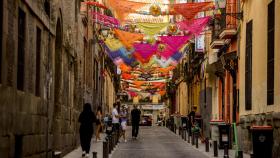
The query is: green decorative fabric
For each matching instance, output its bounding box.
[136,22,169,35]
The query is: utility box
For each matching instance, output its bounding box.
[251,126,273,158]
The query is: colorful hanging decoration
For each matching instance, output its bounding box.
[158,36,190,59]
[171,51,183,61]
[149,4,162,17]
[176,16,211,36]
[114,29,144,50]
[133,43,159,60]
[85,1,108,9]
[119,63,132,72]
[104,38,123,51]
[105,0,147,22]
[91,12,120,27]
[136,22,169,36]
[122,73,135,80]
[167,24,178,34]
[171,2,214,21]
[133,52,151,64]
[153,57,174,68]
[159,36,190,51]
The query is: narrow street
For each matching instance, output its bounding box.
[112,126,207,158]
[1,0,280,157]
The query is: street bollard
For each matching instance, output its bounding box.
[103,141,108,158]
[205,137,209,152]
[214,141,218,157]
[224,144,229,158]
[109,136,113,154]
[237,150,243,158]
[184,129,187,141]
[191,132,195,145]
[187,131,190,143]
[92,152,97,158]
[195,133,199,148]
[113,133,117,147]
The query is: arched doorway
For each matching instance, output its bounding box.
[52,18,63,151]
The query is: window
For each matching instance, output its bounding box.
[94,59,98,90]
[17,8,26,91]
[267,0,275,105]
[44,0,50,17]
[245,20,253,110]
[35,27,41,96]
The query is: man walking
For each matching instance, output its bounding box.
[112,103,120,139]
[131,105,141,139]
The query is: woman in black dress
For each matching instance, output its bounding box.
[79,103,96,157]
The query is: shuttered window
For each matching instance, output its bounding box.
[267,0,275,105]
[0,0,3,83]
[245,20,252,110]
[17,8,26,91]
[35,27,41,96]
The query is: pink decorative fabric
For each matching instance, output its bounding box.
[159,36,190,59]
[133,43,158,60]
[91,12,120,26]
[177,16,211,36]
[128,91,138,97]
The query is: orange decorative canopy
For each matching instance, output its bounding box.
[105,0,147,22]
[171,2,214,21]
[114,29,144,50]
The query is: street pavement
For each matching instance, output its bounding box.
[63,126,249,158]
[111,126,208,158]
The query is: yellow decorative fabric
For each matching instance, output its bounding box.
[105,0,147,22]
[114,29,144,50]
[136,22,169,35]
[104,38,123,51]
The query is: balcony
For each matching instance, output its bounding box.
[210,12,226,49]
[219,2,240,39]
[211,2,240,48]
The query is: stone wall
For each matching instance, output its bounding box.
[238,112,280,158]
[0,0,97,157]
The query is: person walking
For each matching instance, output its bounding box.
[120,105,128,142]
[95,106,102,142]
[79,103,96,157]
[131,105,141,139]
[103,113,109,132]
[112,103,120,138]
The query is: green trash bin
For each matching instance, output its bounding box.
[251,126,273,158]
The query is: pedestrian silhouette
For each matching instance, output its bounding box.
[79,103,96,157]
[131,105,141,139]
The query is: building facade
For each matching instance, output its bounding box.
[0,0,115,157]
[238,0,280,156]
